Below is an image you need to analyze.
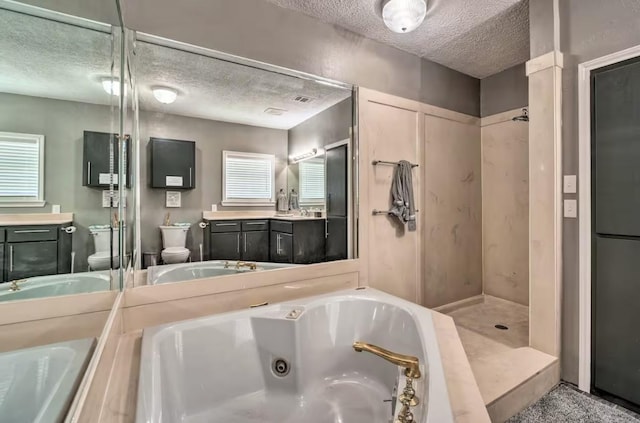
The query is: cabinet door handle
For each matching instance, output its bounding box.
[14,229,50,234]
[215,223,237,227]
[245,222,266,225]
[189,167,192,187]
[277,233,281,255]
[87,161,92,184]
[237,233,240,254]
[9,245,13,272]
[244,233,247,253]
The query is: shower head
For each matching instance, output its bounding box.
[512,108,529,122]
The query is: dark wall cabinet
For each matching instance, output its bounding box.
[150,138,196,189]
[83,131,130,188]
[204,218,325,264]
[1,225,72,282]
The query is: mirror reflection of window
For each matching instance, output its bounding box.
[222,151,276,206]
[298,157,325,206]
[0,132,44,206]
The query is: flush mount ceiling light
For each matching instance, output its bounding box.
[101,77,120,96]
[382,0,427,33]
[152,87,178,104]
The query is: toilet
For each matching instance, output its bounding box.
[87,225,120,271]
[160,224,191,264]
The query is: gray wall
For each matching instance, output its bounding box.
[0,93,116,271]
[138,112,288,258]
[530,0,640,385]
[288,98,353,157]
[480,63,529,117]
[530,0,556,58]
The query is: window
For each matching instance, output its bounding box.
[0,132,45,207]
[299,158,325,205]
[222,151,275,206]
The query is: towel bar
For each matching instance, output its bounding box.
[372,209,419,215]
[372,160,419,168]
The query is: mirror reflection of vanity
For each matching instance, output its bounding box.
[132,35,355,287]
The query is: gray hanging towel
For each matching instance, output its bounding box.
[389,160,416,231]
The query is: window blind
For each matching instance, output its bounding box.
[224,152,274,201]
[299,158,325,203]
[0,133,42,200]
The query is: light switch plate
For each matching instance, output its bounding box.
[211,204,218,212]
[564,199,577,218]
[52,204,61,213]
[563,175,577,194]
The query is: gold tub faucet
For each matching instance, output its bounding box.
[235,261,257,271]
[352,342,421,379]
[8,279,27,292]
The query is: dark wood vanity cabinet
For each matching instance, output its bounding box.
[83,131,130,188]
[204,218,325,264]
[270,220,325,264]
[1,225,72,282]
[149,138,196,189]
[207,220,269,262]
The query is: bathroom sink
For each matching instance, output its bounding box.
[0,338,96,423]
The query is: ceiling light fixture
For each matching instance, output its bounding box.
[101,77,120,96]
[382,0,427,34]
[152,87,178,104]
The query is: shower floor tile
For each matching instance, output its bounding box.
[447,295,528,349]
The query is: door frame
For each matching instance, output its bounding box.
[578,44,640,392]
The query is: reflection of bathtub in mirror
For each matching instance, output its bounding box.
[0,271,111,302]
[147,261,300,285]
[0,338,96,423]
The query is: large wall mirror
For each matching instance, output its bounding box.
[0,0,125,421]
[130,33,356,287]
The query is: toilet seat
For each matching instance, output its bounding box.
[88,252,119,270]
[163,247,189,254]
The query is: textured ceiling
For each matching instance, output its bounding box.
[264,0,530,78]
[135,42,351,130]
[0,8,116,106]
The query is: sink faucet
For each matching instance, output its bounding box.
[300,208,309,217]
[8,279,26,292]
[353,342,421,378]
[235,261,257,270]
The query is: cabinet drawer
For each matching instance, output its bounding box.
[209,221,241,233]
[7,226,58,242]
[241,220,269,232]
[270,220,293,234]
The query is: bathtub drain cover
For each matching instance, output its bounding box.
[495,324,509,330]
[272,358,290,377]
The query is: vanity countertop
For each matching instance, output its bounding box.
[0,213,74,226]
[202,211,324,222]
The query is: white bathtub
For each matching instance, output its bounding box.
[0,338,96,423]
[147,260,299,285]
[136,288,454,423]
[0,271,112,302]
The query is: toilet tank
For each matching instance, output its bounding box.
[90,227,119,253]
[160,226,189,248]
